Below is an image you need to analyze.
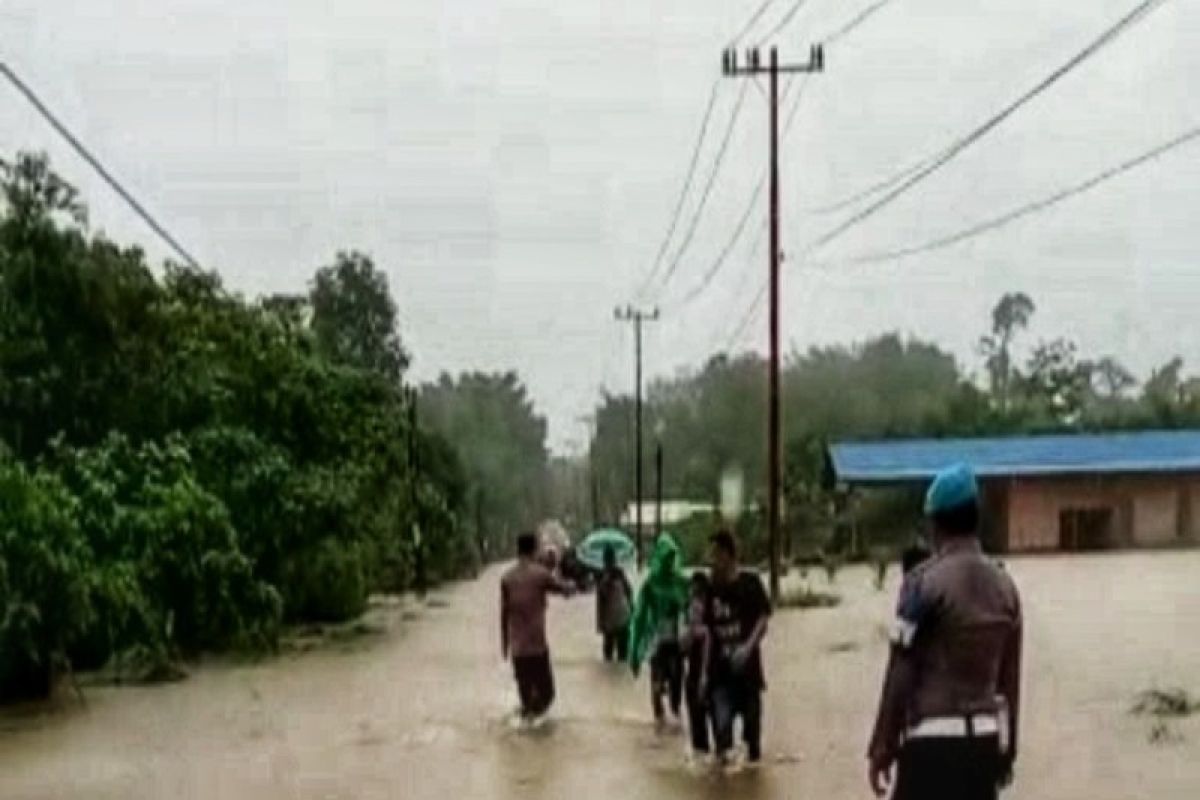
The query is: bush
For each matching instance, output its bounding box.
[48,435,282,659]
[0,461,92,701]
[283,539,368,623]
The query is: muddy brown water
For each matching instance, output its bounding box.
[1,552,1198,799]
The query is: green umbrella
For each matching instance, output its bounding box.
[576,528,635,570]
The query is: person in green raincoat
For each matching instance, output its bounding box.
[628,534,690,726]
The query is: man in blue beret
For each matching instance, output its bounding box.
[867,463,1023,799]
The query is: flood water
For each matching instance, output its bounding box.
[1,552,1199,799]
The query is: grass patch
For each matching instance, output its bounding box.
[1132,687,1196,745]
[779,584,842,610]
[1132,687,1199,718]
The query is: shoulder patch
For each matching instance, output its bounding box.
[891,573,935,649]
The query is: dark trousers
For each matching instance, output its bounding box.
[602,625,629,662]
[894,735,1001,800]
[710,680,762,761]
[512,652,556,717]
[649,642,683,719]
[685,679,711,752]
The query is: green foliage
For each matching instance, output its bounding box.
[0,460,91,700]
[0,150,544,700]
[586,290,1200,562]
[419,372,549,561]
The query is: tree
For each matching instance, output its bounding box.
[1019,338,1094,425]
[978,292,1035,412]
[309,251,408,382]
[419,372,550,555]
[1092,356,1136,400]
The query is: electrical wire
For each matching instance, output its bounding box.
[721,281,769,352]
[665,74,811,311]
[730,0,778,47]
[637,80,723,297]
[827,124,1200,266]
[756,0,814,46]
[654,78,753,291]
[0,62,201,268]
[824,0,898,46]
[806,0,1169,254]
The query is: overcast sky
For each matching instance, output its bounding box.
[4,0,1198,452]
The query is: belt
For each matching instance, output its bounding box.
[907,713,999,740]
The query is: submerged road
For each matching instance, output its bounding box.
[1,553,1199,799]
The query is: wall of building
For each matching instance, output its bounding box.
[1002,474,1200,552]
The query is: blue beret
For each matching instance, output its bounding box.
[924,462,979,515]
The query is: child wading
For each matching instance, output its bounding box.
[628,534,689,729]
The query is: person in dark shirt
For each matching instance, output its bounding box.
[706,529,771,765]
[681,570,713,757]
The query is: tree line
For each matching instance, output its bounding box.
[581,290,1200,564]
[0,152,551,700]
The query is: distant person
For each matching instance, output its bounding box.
[706,530,771,766]
[628,534,690,730]
[595,545,633,662]
[500,533,575,722]
[867,463,1023,800]
[681,570,713,757]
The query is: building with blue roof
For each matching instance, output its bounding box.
[827,430,1200,552]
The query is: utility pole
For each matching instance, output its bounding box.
[655,439,664,538]
[407,389,426,599]
[614,304,659,570]
[721,42,825,602]
[577,413,600,528]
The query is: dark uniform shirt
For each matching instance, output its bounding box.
[869,538,1023,764]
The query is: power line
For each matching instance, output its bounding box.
[721,281,768,352]
[0,62,201,268]
[756,0,814,46]
[804,154,935,214]
[828,124,1200,266]
[637,80,723,297]
[666,75,811,310]
[653,78,753,291]
[667,173,765,310]
[825,0,898,46]
[807,0,1169,254]
[730,0,778,46]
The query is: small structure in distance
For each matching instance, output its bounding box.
[827,430,1200,553]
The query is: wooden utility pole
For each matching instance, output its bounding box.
[614,304,659,569]
[407,389,426,598]
[721,43,824,602]
[655,439,664,538]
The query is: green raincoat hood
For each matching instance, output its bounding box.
[627,534,690,673]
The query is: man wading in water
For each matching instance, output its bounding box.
[500,533,575,724]
[707,529,771,767]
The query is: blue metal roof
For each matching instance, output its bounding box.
[828,430,1200,484]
